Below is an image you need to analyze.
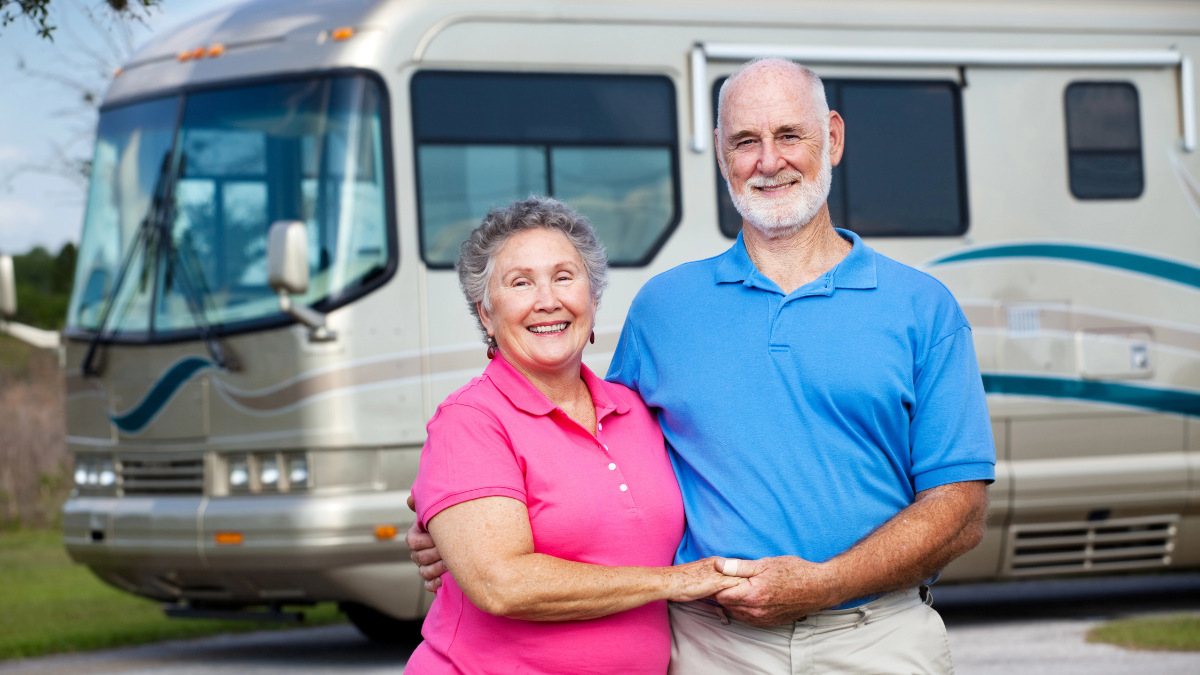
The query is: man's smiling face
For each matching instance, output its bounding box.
[716,61,844,237]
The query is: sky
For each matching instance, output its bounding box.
[0,0,235,256]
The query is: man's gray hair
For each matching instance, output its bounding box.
[716,58,830,143]
[457,196,608,342]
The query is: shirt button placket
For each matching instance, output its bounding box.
[600,440,637,510]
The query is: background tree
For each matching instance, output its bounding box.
[11,243,77,329]
[1,0,160,40]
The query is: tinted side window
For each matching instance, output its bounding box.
[1064,82,1143,200]
[714,78,967,238]
[412,72,679,267]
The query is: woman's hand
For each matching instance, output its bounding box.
[406,494,447,593]
[664,557,745,603]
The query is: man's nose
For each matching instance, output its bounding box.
[757,137,787,176]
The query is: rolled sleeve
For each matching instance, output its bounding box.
[909,325,996,492]
[413,403,527,530]
[606,317,645,393]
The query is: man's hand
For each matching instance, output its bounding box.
[711,556,835,625]
[406,493,448,593]
[710,481,988,626]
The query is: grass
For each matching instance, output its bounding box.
[1087,614,1200,652]
[0,529,346,661]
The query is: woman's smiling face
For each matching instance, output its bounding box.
[479,228,596,379]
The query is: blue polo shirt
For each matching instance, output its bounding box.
[607,229,995,596]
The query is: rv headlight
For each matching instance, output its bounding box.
[229,458,249,488]
[98,459,116,487]
[74,457,90,486]
[260,457,279,487]
[287,456,308,487]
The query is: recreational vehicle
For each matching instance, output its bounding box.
[2,0,1199,640]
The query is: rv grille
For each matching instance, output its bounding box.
[119,456,205,495]
[1005,514,1177,577]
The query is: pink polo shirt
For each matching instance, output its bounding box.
[407,354,685,675]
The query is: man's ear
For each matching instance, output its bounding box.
[827,110,846,168]
[715,129,731,181]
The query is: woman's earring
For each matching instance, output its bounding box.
[486,336,496,360]
[590,331,595,345]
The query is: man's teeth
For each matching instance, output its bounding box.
[528,322,569,334]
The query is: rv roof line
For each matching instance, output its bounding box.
[690,43,1195,154]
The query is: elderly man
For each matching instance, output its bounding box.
[410,58,994,674]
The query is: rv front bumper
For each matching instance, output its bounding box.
[62,490,429,619]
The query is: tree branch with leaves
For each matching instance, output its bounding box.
[1,0,161,41]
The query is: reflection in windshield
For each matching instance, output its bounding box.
[68,75,390,339]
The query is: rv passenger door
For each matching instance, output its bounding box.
[954,63,1194,577]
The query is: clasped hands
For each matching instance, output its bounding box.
[405,496,838,627]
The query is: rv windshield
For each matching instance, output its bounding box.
[68,74,390,339]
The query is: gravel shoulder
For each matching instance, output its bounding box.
[3,574,1199,675]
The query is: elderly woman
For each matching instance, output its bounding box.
[405,197,739,674]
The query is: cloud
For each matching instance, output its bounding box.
[0,145,25,164]
[0,196,78,254]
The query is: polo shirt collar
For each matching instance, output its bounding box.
[485,352,631,419]
[713,228,878,292]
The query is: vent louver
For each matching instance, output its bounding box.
[1005,514,1177,577]
[119,455,205,495]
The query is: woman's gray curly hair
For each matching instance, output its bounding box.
[457,196,609,343]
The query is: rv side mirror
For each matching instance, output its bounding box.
[0,255,16,318]
[266,220,335,341]
[267,220,309,295]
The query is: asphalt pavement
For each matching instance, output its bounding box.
[2,574,1198,674]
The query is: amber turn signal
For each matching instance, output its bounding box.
[374,525,398,540]
[214,532,244,545]
[207,44,225,57]
[331,26,355,41]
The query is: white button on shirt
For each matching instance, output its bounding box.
[608,463,616,470]
[620,484,628,491]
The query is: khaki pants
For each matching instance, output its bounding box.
[668,587,954,675]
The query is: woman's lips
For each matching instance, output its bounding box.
[527,321,569,334]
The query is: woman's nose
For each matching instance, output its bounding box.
[532,281,559,311]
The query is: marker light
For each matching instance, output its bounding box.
[98,459,116,487]
[331,26,355,41]
[288,456,308,487]
[375,525,398,540]
[214,532,243,545]
[207,44,225,57]
[112,67,123,78]
[260,457,279,487]
[229,458,249,488]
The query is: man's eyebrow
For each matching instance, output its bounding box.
[772,123,808,135]
[725,129,759,144]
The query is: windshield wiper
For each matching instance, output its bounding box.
[161,226,240,371]
[81,152,237,376]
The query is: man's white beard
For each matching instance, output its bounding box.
[728,146,833,237]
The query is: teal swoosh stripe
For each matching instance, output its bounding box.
[111,357,213,433]
[929,244,1200,290]
[982,374,1200,416]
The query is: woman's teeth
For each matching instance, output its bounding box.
[527,322,569,334]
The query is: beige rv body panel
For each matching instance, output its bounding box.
[62,0,1200,618]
